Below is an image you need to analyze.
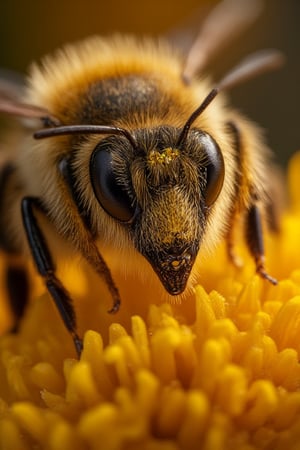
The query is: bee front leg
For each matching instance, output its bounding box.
[0,163,30,328]
[245,202,277,285]
[21,197,83,356]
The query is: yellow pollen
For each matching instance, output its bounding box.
[148,147,179,165]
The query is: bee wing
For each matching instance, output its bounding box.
[0,98,55,122]
[182,0,264,83]
[165,5,211,55]
[0,69,25,101]
[0,70,60,127]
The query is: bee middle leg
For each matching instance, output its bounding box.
[21,196,83,355]
[226,210,244,269]
[226,120,277,284]
[245,201,277,285]
[225,121,245,268]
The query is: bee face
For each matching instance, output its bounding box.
[90,125,224,294]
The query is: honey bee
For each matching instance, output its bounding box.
[0,0,284,354]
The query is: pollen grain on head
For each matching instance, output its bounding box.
[148,147,180,166]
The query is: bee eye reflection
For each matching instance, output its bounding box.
[201,134,225,207]
[90,145,135,222]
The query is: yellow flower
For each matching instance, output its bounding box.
[1,153,300,450]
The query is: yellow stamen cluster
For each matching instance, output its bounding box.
[0,153,300,450]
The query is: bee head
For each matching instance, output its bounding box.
[89,125,224,295]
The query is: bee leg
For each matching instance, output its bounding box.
[245,202,277,285]
[225,121,244,268]
[227,237,244,269]
[0,163,30,328]
[226,212,244,268]
[59,157,121,314]
[6,263,29,331]
[21,196,83,356]
[266,200,281,233]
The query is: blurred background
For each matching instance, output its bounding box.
[0,0,299,166]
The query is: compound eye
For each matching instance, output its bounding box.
[202,134,225,207]
[90,146,135,222]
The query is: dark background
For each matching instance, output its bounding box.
[0,0,299,166]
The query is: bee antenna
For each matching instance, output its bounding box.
[177,88,219,146]
[34,124,138,150]
[177,49,285,146]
